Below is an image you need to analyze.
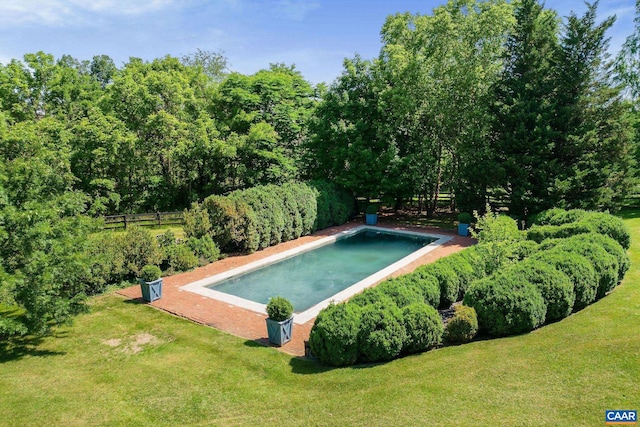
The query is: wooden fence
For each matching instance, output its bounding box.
[103,211,184,230]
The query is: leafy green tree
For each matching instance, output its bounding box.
[379,0,514,214]
[306,55,397,198]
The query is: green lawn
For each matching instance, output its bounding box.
[2,212,639,426]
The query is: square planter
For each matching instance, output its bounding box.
[266,316,293,346]
[458,223,470,237]
[139,278,163,302]
[365,213,378,225]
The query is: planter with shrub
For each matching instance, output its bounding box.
[365,204,379,225]
[265,296,294,346]
[138,264,163,302]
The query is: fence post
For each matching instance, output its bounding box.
[157,212,161,227]
[123,214,127,229]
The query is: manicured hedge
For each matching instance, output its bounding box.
[463,273,547,337]
[308,303,362,367]
[402,303,444,353]
[540,235,619,299]
[358,299,407,362]
[506,259,575,322]
[310,208,629,365]
[198,181,354,253]
[418,262,460,308]
[529,209,630,250]
[530,249,598,311]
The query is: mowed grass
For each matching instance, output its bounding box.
[1,213,640,426]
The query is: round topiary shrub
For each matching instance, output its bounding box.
[439,255,476,300]
[408,270,441,309]
[550,236,619,299]
[266,296,293,321]
[376,279,424,308]
[139,264,162,282]
[507,259,575,322]
[419,262,460,308]
[581,212,631,250]
[402,303,444,354]
[349,287,386,307]
[463,273,547,337]
[357,299,407,363]
[309,303,362,367]
[444,305,478,344]
[577,233,630,282]
[531,249,598,311]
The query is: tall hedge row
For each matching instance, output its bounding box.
[191,181,354,253]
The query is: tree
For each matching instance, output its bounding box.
[378,0,514,214]
[490,0,560,217]
[553,1,635,211]
[305,56,397,198]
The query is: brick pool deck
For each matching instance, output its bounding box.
[117,219,474,357]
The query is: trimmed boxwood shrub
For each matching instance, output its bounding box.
[508,239,540,261]
[506,259,575,322]
[349,287,386,308]
[266,296,293,321]
[531,249,598,311]
[577,233,630,281]
[531,208,587,226]
[358,299,407,362]
[375,279,424,308]
[439,254,476,300]
[309,303,362,367]
[542,236,619,299]
[463,273,547,337]
[402,303,443,354]
[583,212,630,250]
[526,222,593,244]
[418,262,460,308]
[400,271,441,309]
[444,305,478,344]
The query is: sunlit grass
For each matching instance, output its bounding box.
[1,211,639,426]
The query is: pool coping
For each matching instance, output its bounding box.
[180,226,452,324]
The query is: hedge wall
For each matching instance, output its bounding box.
[193,181,354,253]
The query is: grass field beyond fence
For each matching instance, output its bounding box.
[1,211,639,426]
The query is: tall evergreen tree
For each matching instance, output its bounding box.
[490,0,560,217]
[553,2,634,211]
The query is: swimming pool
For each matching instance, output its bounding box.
[181,226,451,324]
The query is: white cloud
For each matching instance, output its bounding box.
[0,0,180,26]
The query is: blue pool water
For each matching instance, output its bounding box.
[207,229,436,312]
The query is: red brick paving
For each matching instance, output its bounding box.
[117,219,474,356]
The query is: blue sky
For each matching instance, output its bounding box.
[0,0,636,85]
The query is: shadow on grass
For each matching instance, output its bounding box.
[0,334,65,363]
[616,207,640,220]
